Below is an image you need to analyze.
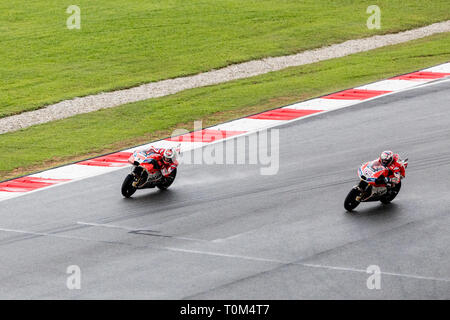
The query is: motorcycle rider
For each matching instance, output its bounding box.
[374,150,406,187]
[144,146,179,178]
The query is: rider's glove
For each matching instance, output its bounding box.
[391,176,400,184]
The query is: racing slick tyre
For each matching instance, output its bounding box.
[157,168,177,190]
[380,181,401,204]
[344,188,361,212]
[121,174,137,198]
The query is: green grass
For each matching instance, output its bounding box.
[1,32,449,181]
[1,0,449,118]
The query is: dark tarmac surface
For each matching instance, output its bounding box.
[1,81,449,299]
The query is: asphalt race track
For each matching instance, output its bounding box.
[1,81,449,299]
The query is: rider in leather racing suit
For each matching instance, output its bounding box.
[144,146,179,178]
[373,150,406,187]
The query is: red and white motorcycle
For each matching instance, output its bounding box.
[344,158,408,211]
[121,146,180,198]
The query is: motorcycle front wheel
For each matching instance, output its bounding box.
[121,174,137,198]
[344,188,361,212]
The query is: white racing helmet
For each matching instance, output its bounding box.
[163,148,177,162]
[380,150,394,167]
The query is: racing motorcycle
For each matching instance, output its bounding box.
[121,148,178,198]
[344,158,408,211]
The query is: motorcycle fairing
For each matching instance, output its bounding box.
[358,161,389,187]
[359,185,388,202]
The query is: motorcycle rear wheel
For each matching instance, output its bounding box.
[121,174,137,198]
[380,181,401,204]
[344,188,361,212]
[157,168,177,190]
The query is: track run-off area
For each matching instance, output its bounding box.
[0,70,450,298]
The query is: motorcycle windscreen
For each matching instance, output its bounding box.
[359,161,385,182]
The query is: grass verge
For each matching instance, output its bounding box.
[1,32,449,181]
[1,0,450,117]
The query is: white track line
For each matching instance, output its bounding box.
[299,263,450,283]
[0,226,125,246]
[0,225,448,284]
[167,247,450,283]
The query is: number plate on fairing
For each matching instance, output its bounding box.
[363,167,374,176]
